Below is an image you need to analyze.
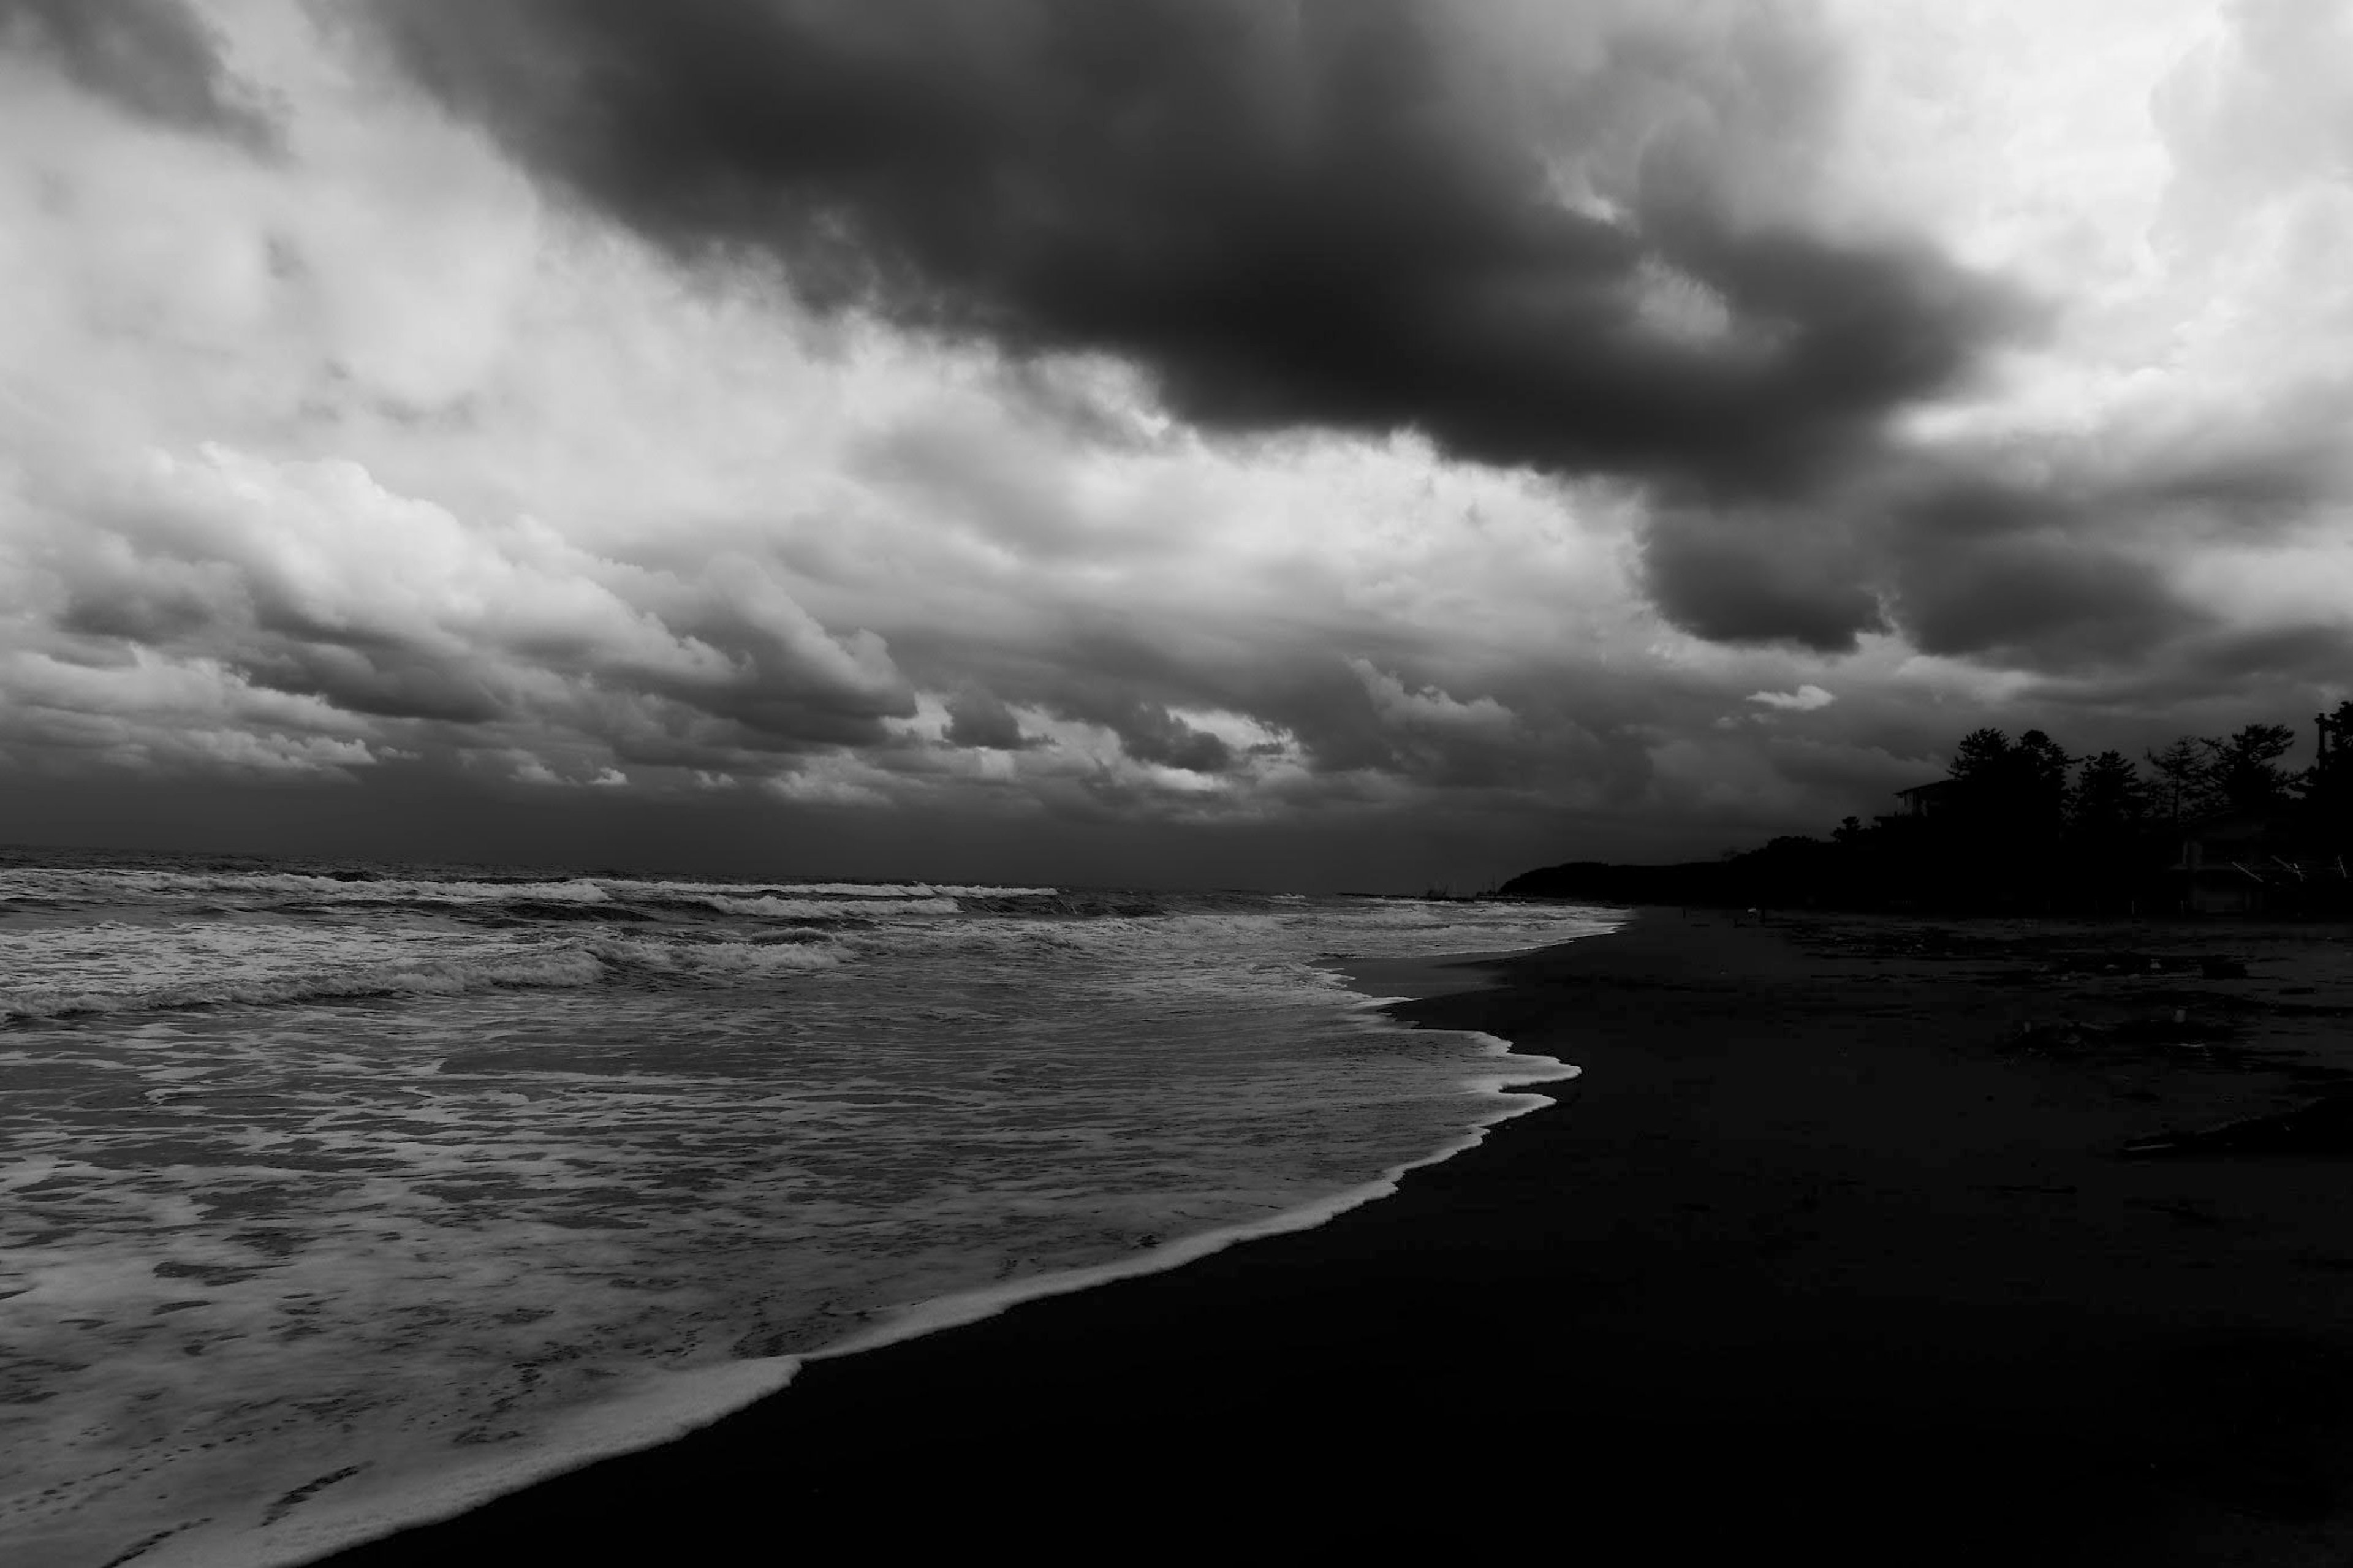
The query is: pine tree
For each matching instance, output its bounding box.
[2069,751,2149,838]
[1948,727,2069,839]
[2144,737,2211,823]
[2202,723,2297,811]
[2014,730,2074,830]
[1948,728,2014,788]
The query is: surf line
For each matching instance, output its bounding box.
[252,941,1592,1567]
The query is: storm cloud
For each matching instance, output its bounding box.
[941,687,1030,751]
[1,1,2347,885]
[0,0,272,148]
[3,444,915,783]
[358,0,2020,501]
[1640,499,1890,653]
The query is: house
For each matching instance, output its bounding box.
[2167,806,2341,914]
[1893,779,1961,819]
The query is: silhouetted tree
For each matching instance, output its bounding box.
[1937,727,2072,905]
[2014,729,2074,823]
[2145,737,2214,823]
[1948,728,2069,834]
[2069,750,2150,839]
[1507,708,2341,915]
[2202,723,2297,812]
[2062,749,2156,911]
[2302,702,2353,848]
[1949,728,2014,790]
[2317,700,2353,767]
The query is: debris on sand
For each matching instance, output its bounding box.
[2123,1093,2353,1158]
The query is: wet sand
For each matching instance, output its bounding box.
[322,907,2353,1565]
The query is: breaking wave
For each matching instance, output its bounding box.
[0,950,613,1021]
[688,893,962,919]
[590,934,848,979]
[0,850,1627,1568]
[0,866,1049,906]
[21,871,620,906]
[0,935,851,1023]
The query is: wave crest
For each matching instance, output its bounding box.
[0,949,612,1021]
[589,936,846,977]
[691,894,961,919]
[1,935,852,1022]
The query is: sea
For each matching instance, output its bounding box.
[0,847,1618,1567]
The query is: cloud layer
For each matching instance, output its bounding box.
[0,0,271,148]
[9,442,914,781]
[360,0,2021,496]
[0,0,2348,885]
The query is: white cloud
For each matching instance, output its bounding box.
[1745,684,1836,713]
[1350,661,1518,737]
[0,437,915,778]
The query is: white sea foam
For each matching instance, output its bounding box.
[0,951,606,1020]
[0,921,865,1021]
[218,1032,1583,1568]
[0,863,1619,1568]
[689,893,963,918]
[0,869,620,907]
[806,1030,1578,1359]
[592,934,847,976]
[660,881,1048,899]
[0,866,1050,912]
[0,923,588,1020]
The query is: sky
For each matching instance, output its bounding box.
[1,0,2349,890]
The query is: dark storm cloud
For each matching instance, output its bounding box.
[896,621,1240,763]
[2202,624,2353,682]
[0,0,273,148]
[941,687,1031,751]
[953,639,1241,773]
[346,0,2306,703]
[1870,470,2267,674]
[1107,702,1232,775]
[912,626,1330,780]
[58,574,223,646]
[2031,623,2353,717]
[232,646,509,725]
[359,0,2019,499]
[1892,531,2197,670]
[1645,463,2249,670]
[1640,504,1889,652]
[892,610,1662,812]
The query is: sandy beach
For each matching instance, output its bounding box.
[322,907,2353,1565]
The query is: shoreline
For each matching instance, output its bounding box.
[324,907,2353,1564]
[236,922,1599,1566]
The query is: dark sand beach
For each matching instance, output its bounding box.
[326,909,2353,1565]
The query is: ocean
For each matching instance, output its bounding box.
[0,848,1618,1567]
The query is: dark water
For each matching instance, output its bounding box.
[0,848,1617,1566]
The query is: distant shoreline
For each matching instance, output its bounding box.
[325,908,2353,1564]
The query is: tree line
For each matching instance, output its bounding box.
[1502,701,2353,915]
[1896,717,2318,839]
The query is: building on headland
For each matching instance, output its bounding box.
[1879,781,2343,916]
[2168,807,2349,915]
[2169,808,2286,915]
[1892,779,1961,820]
